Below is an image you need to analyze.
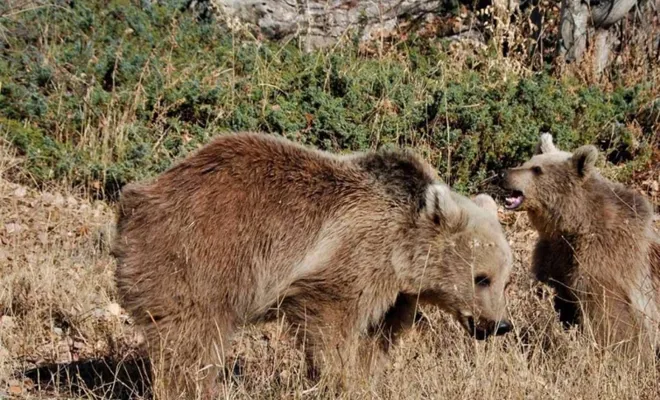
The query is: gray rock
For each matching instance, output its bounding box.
[0,315,15,329]
[4,223,23,235]
[208,0,453,50]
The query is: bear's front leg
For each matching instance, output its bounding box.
[371,293,424,352]
[282,301,369,393]
[314,294,422,392]
[532,238,580,327]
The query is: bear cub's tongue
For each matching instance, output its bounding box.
[504,194,524,210]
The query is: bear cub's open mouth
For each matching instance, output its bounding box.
[504,191,524,210]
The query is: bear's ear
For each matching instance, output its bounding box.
[423,184,464,228]
[571,145,599,178]
[535,133,558,155]
[472,194,498,219]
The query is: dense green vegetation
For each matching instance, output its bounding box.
[1,0,657,198]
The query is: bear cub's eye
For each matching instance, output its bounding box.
[532,166,543,175]
[474,275,491,287]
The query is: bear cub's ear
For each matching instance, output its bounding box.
[472,194,498,219]
[535,133,558,155]
[571,145,599,178]
[423,184,464,228]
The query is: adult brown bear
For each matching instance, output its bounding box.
[113,132,514,398]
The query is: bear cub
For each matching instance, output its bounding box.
[501,133,660,361]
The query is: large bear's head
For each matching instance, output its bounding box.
[402,185,514,340]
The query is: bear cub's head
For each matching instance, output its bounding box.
[500,133,599,215]
[412,185,514,340]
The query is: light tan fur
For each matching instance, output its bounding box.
[502,133,660,362]
[112,132,514,398]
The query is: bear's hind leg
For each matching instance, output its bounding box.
[145,313,235,400]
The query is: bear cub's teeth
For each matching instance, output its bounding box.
[504,192,524,210]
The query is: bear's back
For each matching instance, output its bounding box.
[584,175,654,232]
[116,132,439,234]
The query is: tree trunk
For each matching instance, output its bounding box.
[593,28,611,75]
[560,0,590,62]
[559,0,638,67]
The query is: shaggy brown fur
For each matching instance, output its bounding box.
[501,133,660,361]
[112,132,513,398]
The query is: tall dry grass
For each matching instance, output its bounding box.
[1,157,659,398]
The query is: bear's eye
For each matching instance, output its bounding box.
[532,166,543,175]
[474,275,491,287]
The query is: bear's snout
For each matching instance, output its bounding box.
[467,316,513,340]
[499,169,518,190]
[493,319,513,336]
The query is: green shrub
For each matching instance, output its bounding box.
[0,0,656,199]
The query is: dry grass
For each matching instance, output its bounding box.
[1,144,660,399]
[0,1,658,398]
